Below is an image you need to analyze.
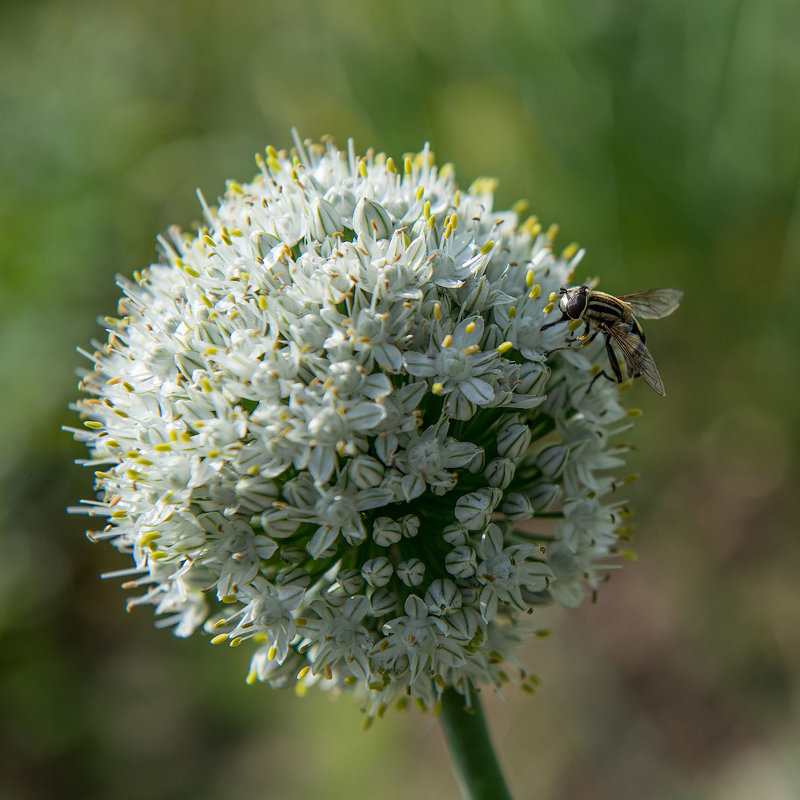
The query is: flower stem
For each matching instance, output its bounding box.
[439,687,514,800]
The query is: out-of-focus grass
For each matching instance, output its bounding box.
[1,1,799,798]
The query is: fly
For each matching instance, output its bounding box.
[540,285,683,396]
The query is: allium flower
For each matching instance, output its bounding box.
[71,133,640,717]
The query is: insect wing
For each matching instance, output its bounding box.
[617,288,683,319]
[607,323,666,396]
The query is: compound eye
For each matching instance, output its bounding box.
[565,292,586,319]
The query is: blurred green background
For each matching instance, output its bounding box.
[2,1,799,798]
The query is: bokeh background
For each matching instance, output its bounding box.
[2,1,799,798]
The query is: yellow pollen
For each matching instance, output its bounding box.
[496,341,513,355]
[562,242,579,260]
[431,382,444,395]
[465,321,475,335]
[441,334,453,348]
[211,633,229,645]
[529,283,541,299]
[526,269,535,288]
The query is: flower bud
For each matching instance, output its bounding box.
[454,488,503,530]
[484,458,515,489]
[401,514,420,538]
[397,558,425,587]
[309,197,342,240]
[361,557,393,588]
[537,445,569,479]
[336,568,364,595]
[501,492,534,519]
[496,421,531,460]
[367,586,398,616]
[372,516,402,547]
[349,454,385,488]
[530,482,563,512]
[353,197,394,241]
[442,522,468,546]
[445,545,477,578]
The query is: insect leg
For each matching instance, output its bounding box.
[545,331,598,357]
[585,333,622,394]
[603,333,624,383]
[540,313,569,331]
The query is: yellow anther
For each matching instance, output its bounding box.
[386,157,396,173]
[266,145,278,159]
[415,185,424,200]
[203,235,215,248]
[202,347,218,356]
[620,549,638,561]
[211,633,230,645]
[405,157,413,175]
[546,223,559,241]
[431,382,444,395]
[258,296,267,310]
[246,670,257,685]
[465,321,476,335]
[529,283,541,299]
[358,159,368,178]
[423,200,431,220]
[200,378,212,393]
[433,302,442,321]
[137,532,160,546]
[462,344,480,356]
[454,190,461,207]
[297,666,310,680]
[221,594,238,604]
[496,341,513,355]
[562,242,579,260]
[268,645,277,661]
[627,408,643,417]
[183,265,200,278]
[526,269,535,288]
[479,239,494,254]
[511,198,529,216]
[84,420,103,429]
[508,306,517,318]
[441,334,453,348]
[548,291,557,303]
[153,443,171,452]
[543,302,555,315]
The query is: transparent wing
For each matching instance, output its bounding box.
[607,324,666,396]
[617,288,683,319]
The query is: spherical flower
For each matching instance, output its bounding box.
[71,133,639,716]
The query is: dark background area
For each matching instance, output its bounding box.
[1,1,799,798]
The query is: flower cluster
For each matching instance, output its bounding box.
[71,134,637,716]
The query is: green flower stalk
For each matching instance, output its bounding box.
[70,132,645,796]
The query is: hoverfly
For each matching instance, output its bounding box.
[540,285,683,396]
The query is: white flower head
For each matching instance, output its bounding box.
[72,132,643,717]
